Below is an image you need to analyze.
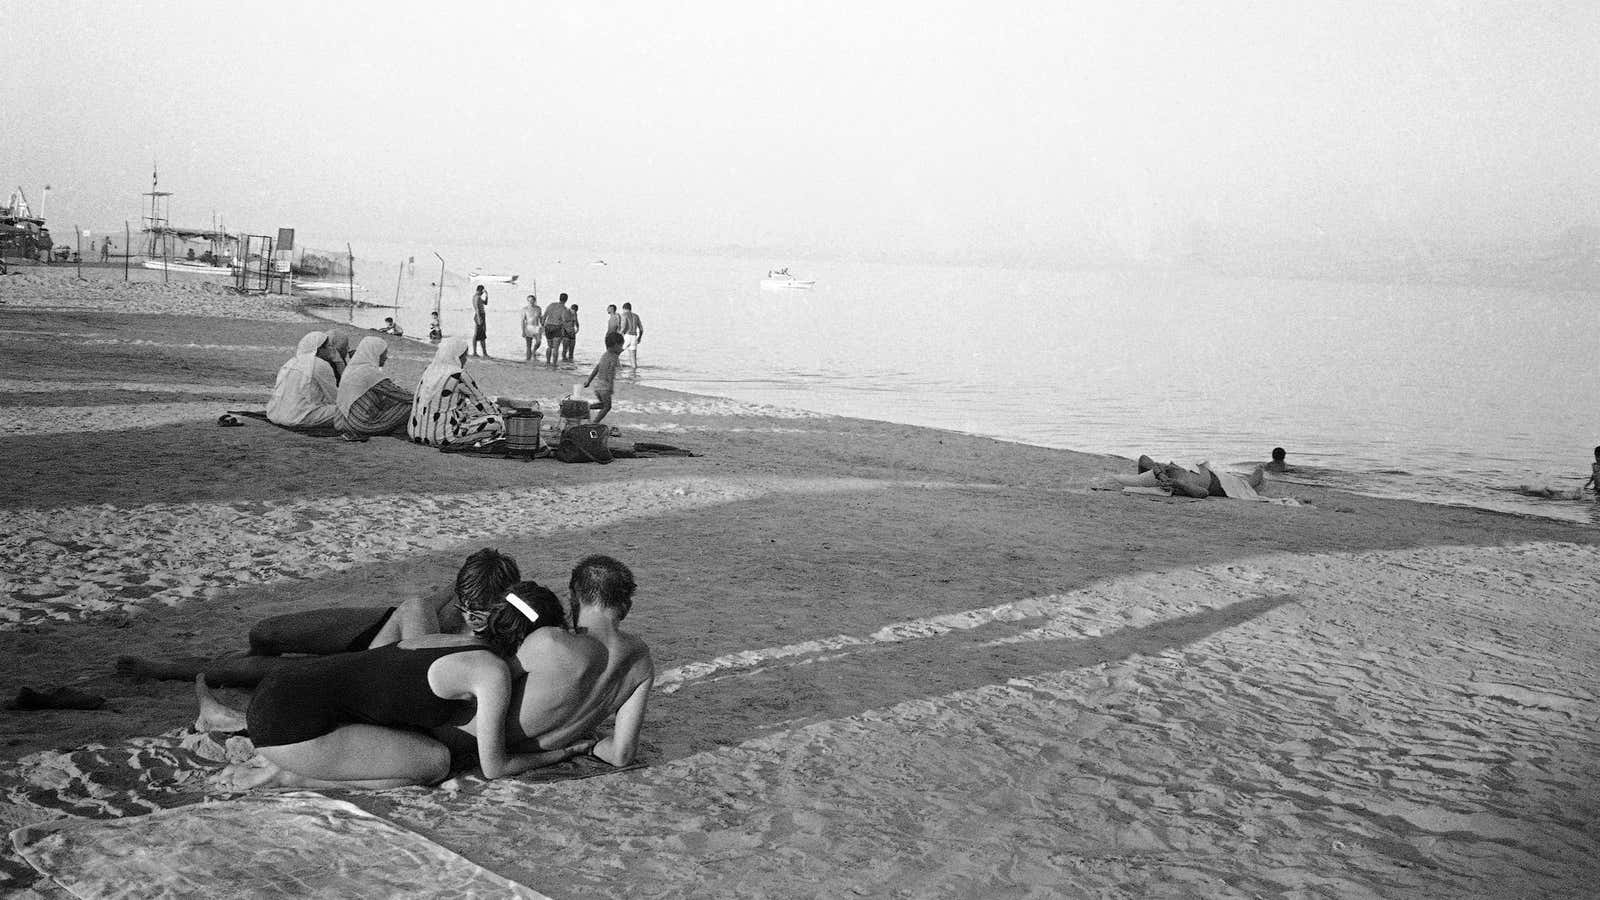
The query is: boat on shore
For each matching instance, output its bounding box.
[761,267,814,290]
[139,258,234,276]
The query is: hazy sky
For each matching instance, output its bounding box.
[7,1,1597,259]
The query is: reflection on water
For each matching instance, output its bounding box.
[339,247,1599,526]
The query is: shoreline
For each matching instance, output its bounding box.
[2,266,1599,897]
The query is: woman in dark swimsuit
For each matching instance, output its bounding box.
[205,582,584,791]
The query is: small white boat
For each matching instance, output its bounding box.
[469,272,520,284]
[760,267,814,290]
[293,279,357,292]
[139,259,233,276]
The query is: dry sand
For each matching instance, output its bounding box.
[1,265,1597,898]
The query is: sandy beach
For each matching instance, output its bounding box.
[1,266,1597,898]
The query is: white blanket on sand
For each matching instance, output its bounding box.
[11,792,548,899]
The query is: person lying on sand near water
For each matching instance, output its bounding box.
[265,331,339,430]
[118,548,519,688]
[409,336,506,448]
[199,580,592,790]
[1115,455,1268,499]
[334,335,414,441]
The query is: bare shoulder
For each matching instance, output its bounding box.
[618,631,654,678]
[518,628,605,669]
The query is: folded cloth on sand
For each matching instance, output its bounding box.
[11,792,550,899]
[7,686,105,711]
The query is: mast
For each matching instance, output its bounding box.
[142,163,172,258]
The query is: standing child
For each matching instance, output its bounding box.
[428,311,443,343]
[583,332,625,424]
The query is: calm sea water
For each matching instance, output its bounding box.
[328,244,1600,526]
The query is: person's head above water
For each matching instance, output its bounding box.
[569,555,636,622]
[1271,447,1286,463]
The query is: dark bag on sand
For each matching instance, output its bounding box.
[555,424,612,464]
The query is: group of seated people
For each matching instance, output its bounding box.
[265,330,505,447]
[121,550,653,791]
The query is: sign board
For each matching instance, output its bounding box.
[276,228,295,252]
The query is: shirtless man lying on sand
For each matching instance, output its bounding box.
[196,554,654,787]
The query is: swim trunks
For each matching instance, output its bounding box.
[247,643,482,748]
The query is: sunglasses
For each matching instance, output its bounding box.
[452,600,492,624]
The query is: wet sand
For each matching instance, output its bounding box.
[1,265,1597,898]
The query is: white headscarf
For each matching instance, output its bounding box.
[337,336,391,411]
[267,331,337,427]
[415,336,468,400]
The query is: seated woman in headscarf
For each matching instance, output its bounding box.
[266,331,338,429]
[408,336,505,448]
[335,336,414,441]
[324,332,352,383]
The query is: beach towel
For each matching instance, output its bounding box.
[0,726,642,894]
[12,792,549,899]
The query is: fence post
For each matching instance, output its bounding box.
[347,243,355,322]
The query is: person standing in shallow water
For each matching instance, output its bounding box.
[521,294,544,362]
[563,304,580,362]
[619,302,643,369]
[543,294,569,365]
[470,285,490,357]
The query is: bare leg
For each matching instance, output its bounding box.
[118,653,295,688]
[194,674,248,732]
[232,724,451,792]
[1248,464,1266,490]
[249,607,393,656]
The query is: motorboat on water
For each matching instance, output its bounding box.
[469,271,520,284]
[760,267,814,290]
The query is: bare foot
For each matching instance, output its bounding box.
[213,756,298,791]
[194,674,248,733]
